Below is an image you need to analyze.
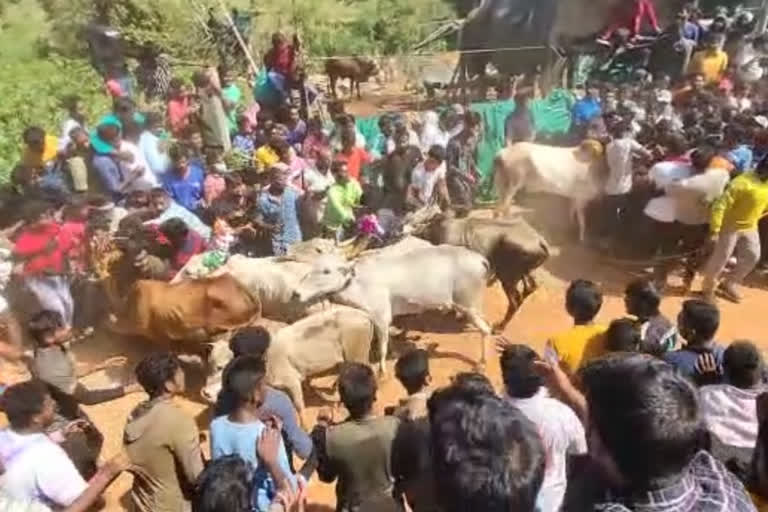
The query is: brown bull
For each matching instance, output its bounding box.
[109,275,261,344]
[405,207,550,331]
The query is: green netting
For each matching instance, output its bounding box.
[355,89,575,201]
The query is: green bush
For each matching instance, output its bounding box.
[0,57,110,180]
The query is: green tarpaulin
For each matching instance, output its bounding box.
[355,89,575,200]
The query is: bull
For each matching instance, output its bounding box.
[493,141,606,242]
[108,274,261,345]
[404,206,550,332]
[292,245,493,374]
[325,57,380,99]
[202,306,376,416]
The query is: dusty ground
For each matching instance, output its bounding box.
[4,199,768,511]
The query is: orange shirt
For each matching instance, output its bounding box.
[335,147,372,181]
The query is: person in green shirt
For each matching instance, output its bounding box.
[219,66,243,135]
[323,161,363,241]
[702,159,768,303]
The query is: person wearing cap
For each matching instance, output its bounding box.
[688,34,729,85]
[702,154,768,303]
[255,164,303,256]
[89,120,141,202]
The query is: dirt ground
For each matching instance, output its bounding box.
[4,200,768,511]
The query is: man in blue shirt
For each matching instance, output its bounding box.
[209,356,297,512]
[90,120,138,201]
[163,144,204,212]
[664,299,724,384]
[571,83,602,133]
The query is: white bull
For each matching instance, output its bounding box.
[202,306,375,415]
[293,245,493,374]
[493,142,606,241]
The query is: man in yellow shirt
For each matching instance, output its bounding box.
[549,280,608,375]
[21,126,59,170]
[702,158,768,303]
[687,35,728,85]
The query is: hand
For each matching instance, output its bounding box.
[64,419,90,434]
[260,413,284,432]
[100,450,132,477]
[256,426,282,473]
[695,352,721,377]
[317,407,333,425]
[532,358,572,398]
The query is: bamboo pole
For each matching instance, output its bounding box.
[216,0,259,76]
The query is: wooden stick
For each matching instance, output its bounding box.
[216,0,259,76]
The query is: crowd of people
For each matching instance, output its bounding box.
[3,2,768,511]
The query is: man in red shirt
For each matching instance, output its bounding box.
[13,201,75,328]
[598,0,661,44]
[334,128,372,182]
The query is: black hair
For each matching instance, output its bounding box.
[690,145,716,171]
[192,71,210,88]
[331,160,348,174]
[135,352,182,398]
[452,372,495,396]
[159,217,190,246]
[625,279,661,318]
[150,187,171,201]
[395,349,430,395]
[229,326,271,359]
[580,353,704,487]
[22,126,45,146]
[20,200,54,223]
[566,280,603,324]
[427,145,446,163]
[113,97,135,115]
[28,310,65,346]
[680,299,720,342]
[338,362,377,419]
[723,340,763,389]
[428,383,545,512]
[169,143,191,162]
[224,355,267,406]
[193,455,252,512]
[605,318,641,353]
[500,344,543,399]
[0,380,50,430]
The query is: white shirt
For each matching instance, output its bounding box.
[605,137,645,195]
[119,141,159,192]
[410,162,446,203]
[700,384,766,448]
[57,118,82,152]
[0,429,87,508]
[301,168,335,193]
[643,161,693,223]
[665,168,730,225]
[506,389,587,512]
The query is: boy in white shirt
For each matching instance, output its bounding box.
[407,145,449,209]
